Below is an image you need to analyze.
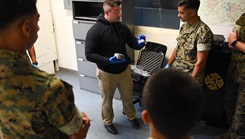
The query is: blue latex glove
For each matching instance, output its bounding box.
[164,64,171,69]
[33,63,39,69]
[137,34,146,48]
[109,56,126,64]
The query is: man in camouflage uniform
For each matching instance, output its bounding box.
[0,0,90,138]
[165,0,213,82]
[216,13,245,139]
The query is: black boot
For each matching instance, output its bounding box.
[104,124,118,135]
[128,118,140,129]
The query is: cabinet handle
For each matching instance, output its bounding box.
[73,20,95,24]
[73,21,79,24]
[78,58,84,61]
[76,41,84,45]
[79,74,86,77]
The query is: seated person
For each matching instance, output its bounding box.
[142,69,204,139]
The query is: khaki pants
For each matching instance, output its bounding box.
[96,65,136,125]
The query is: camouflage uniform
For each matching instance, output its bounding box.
[173,17,213,81]
[224,13,245,139]
[0,50,83,139]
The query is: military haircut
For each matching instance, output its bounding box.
[0,0,37,30]
[177,0,200,11]
[142,69,204,138]
[104,0,122,7]
[103,0,122,12]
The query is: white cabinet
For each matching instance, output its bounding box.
[34,0,58,74]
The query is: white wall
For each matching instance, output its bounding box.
[209,25,233,41]
[134,26,179,59]
[49,0,234,71]
[50,0,78,71]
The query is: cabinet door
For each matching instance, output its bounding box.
[35,0,57,73]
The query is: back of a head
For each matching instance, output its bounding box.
[0,0,37,31]
[142,69,204,138]
[177,0,200,11]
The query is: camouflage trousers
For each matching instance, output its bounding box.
[224,59,245,139]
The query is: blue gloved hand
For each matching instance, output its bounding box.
[164,64,171,69]
[109,56,126,64]
[33,63,39,69]
[137,34,146,48]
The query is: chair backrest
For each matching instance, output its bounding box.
[145,41,167,54]
[137,42,167,72]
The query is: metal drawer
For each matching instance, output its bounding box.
[72,20,95,40]
[78,75,100,93]
[78,72,122,99]
[75,40,86,59]
[78,74,120,99]
[77,58,97,78]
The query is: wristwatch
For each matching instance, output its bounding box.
[33,61,38,65]
[231,40,238,47]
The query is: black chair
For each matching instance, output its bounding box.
[131,41,167,106]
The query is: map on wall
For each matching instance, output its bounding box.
[198,0,245,27]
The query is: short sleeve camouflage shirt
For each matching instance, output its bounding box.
[0,50,83,139]
[173,17,213,73]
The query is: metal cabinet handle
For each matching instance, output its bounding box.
[78,58,84,61]
[76,41,84,44]
[73,20,95,24]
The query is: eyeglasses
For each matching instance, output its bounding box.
[113,10,121,15]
